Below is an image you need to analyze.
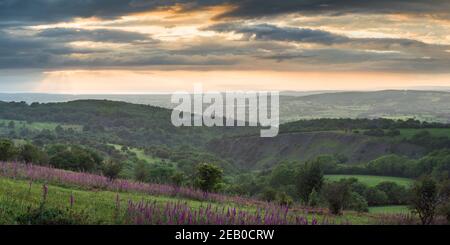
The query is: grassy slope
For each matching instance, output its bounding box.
[108,143,177,178]
[325,175,413,187]
[0,177,241,225]
[0,177,375,225]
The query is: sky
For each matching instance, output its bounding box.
[0,0,450,93]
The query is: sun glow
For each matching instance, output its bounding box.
[33,69,450,94]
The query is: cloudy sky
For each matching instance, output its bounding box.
[1,0,450,93]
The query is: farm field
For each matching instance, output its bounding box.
[325,175,413,187]
[369,206,409,214]
[397,128,450,139]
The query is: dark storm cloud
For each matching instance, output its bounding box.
[217,0,450,19]
[205,23,450,53]
[206,23,349,45]
[1,0,449,26]
[0,0,222,25]
[0,30,236,69]
[37,28,155,43]
[0,0,449,73]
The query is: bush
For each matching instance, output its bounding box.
[277,192,294,206]
[308,189,323,207]
[102,160,123,180]
[171,172,185,187]
[0,139,17,161]
[409,176,441,225]
[296,161,324,204]
[364,188,388,206]
[133,160,150,182]
[375,181,408,205]
[194,163,223,193]
[323,182,351,215]
[346,192,369,213]
[367,154,416,177]
[16,206,88,225]
[47,144,103,172]
[18,143,48,164]
[261,187,278,202]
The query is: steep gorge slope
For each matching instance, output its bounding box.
[207,132,425,169]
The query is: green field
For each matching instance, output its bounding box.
[397,128,450,139]
[368,205,409,214]
[0,176,377,225]
[0,177,210,224]
[325,175,413,187]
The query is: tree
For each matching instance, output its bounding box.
[409,176,441,225]
[8,121,15,129]
[19,143,48,164]
[437,179,450,223]
[0,139,17,161]
[296,161,324,204]
[47,144,103,172]
[55,125,64,135]
[376,181,408,205]
[277,192,293,206]
[195,163,223,193]
[323,182,351,215]
[364,188,388,206]
[367,154,415,177]
[133,160,150,182]
[261,187,278,202]
[102,160,123,180]
[171,172,185,187]
[269,163,296,187]
[311,155,339,172]
[346,192,369,213]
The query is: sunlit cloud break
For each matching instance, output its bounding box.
[0,0,449,93]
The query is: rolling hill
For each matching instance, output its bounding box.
[2,90,450,123]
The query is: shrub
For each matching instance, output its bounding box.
[364,188,388,206]
[171,172,185,187]
[308,189,323,207]
[18,143,48,164]
[296,161,324,204]
[194,163,223,193]
[409,176,440,225]
[16,206,88,225]
[102,160,123,180]
[133,160,150,182]
[323,182,351,215]
[375,181,408,205]
[277,192,293,206]
[261,187,278,202]
[0,139,17,161]
[346,192,369,213]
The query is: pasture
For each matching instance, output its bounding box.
[325,175,413,187]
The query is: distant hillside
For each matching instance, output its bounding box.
[207,131,425,169]
[0,100,257,147]
[2,90,450,123]
[280,90,450,123]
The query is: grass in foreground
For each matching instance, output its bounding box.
[0,162,405,225]
[0,177,372,225]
